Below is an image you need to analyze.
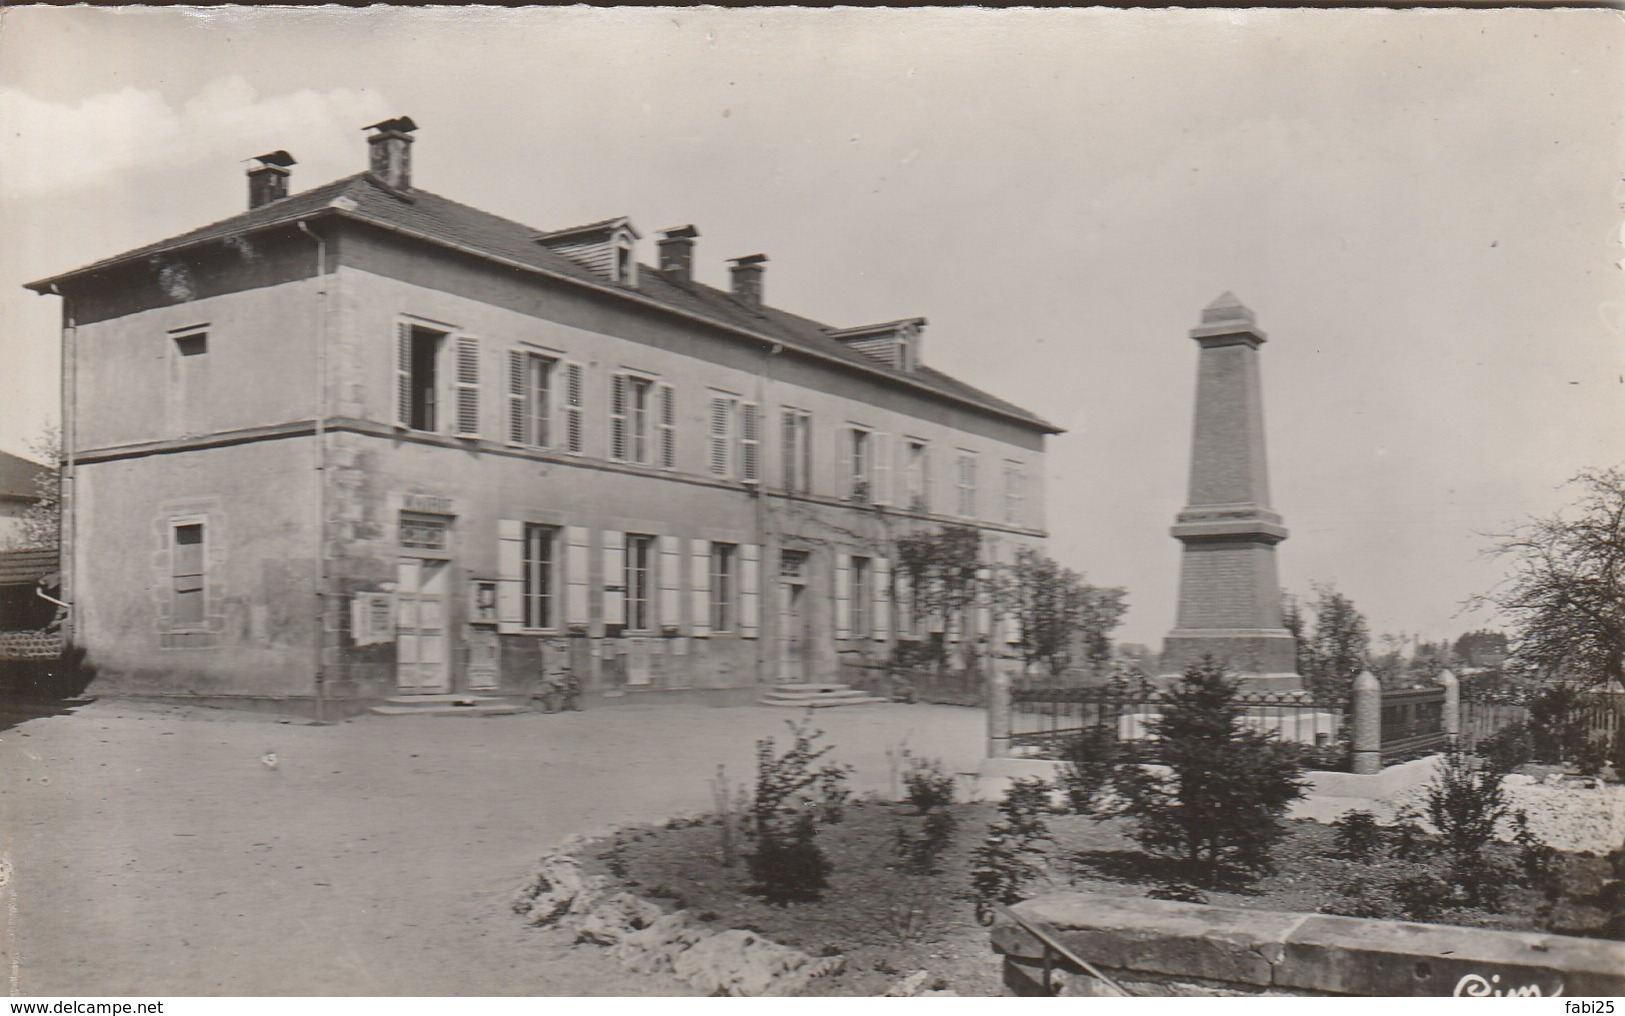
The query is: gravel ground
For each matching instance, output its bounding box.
[0,697,984,996]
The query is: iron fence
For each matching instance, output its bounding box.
[1378,686,1447,760]
[1007,684,1344,763]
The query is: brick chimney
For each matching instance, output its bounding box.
[728,254,768,307]
[657,225,699,285]
[247,150,295,209]
[364,116,418,190]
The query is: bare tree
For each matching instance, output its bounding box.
[1471,468,1625,688]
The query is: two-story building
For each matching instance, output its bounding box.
[25,119,1059,713]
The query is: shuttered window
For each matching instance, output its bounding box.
[906,439,930,512]
[505,349,555,448]
[1004,460,1025,527]
[781,408,812,494]
[710,543,737,632]
[849,555,872,639]
[396,323,446,432]
[625,534,655,630]
[523,524,557,629]
[613,373,658,464]
[956,450,978,518]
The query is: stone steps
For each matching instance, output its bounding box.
[758,682,888,709]
[368,693,529,717]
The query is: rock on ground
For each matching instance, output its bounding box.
[669,928,844,997]
[575,891,665,945]
[511,852,604,926]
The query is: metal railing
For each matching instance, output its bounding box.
[989,902,1136,997]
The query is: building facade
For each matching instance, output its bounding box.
[27,121,1058,711]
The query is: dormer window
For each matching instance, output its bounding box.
[614,237,636,286]
[826,317,926,372]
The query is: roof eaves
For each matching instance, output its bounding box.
[326,205,1058,433]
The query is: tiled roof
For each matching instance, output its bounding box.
[0,549,57,586]
[26,174,1060,433]
[0,450,49,501]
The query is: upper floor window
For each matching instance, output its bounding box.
[847,426,873,502]
[709,394,760,482]
[171,521,206,628]
[612,237,637,286]
[956,450,978,518]
[612,373,674,467]
[507,350,555,448]
[906,439,930,512]
[1004,461,1026,527]
[781,408,813,495]
[394,322,480,438]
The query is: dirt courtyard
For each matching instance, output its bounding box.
[0,698,984,996]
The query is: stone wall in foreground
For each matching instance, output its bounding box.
[994,892,1625,997]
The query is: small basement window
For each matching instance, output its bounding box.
[174,332,208,356]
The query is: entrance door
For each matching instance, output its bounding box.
[778,552,810,681]
[397,557,450,693]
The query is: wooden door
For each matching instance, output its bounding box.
[396,557,450,693]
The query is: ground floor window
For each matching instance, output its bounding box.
[710,542,737,632]
[625,534,655,630]
[172,522,205,627]
[523,524,557,629]
[849,555,872,638]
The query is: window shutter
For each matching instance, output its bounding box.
[497,519,523,634]
[975,565,993,642]
[873,432,890,505]
[658,535,682,631]
[563,362,584,454]
[834,552,851,640]
[739,544,760,638]
[709,396,730,476]
[838,429,854,500]
[740,402,760,483]
[563,525,590,626]
[610,374,629,461]
[454,336,480,438]
[394,323,412,428]
[602,529,626,627]
[874,557,891,641]
[657,383,676,469]
[689,538,711,636]
[506,349,527,445]
[780,409,797,491]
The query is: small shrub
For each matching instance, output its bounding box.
[1575,737,1611,779]
[900,752,957,813]
[816,763,855,824]
[1393,871,1456,922]
[1323,876,1392,919]
[894,809,958,875]
[1114,657,1308,883]
[1388,805,1434,861]
[1424,747,1512,907]
[746,719,839,903]
[1511,809,1562,902]
[1331,809,1385,863]
[971,777,1054,920]
[1057,726,1124,816]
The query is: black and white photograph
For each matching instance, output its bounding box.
[0,5,1621,1001]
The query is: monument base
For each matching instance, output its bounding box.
[1159,628,1302,693]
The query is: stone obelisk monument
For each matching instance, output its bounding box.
[1160,293,1301,690]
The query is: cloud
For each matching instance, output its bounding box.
[0,76,391,198]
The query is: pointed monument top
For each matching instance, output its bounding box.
[1199,291,1256,327]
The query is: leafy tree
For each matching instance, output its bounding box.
[1115,656,1307,883]
[894,524,984,665]
[1424,747,1512,909]
[1453,630,1510,669]
[1471,468,1625,689]
[746,719,837,903]
[1286,585,1371,706]
[8,427,59,550]
[996,547,1126,677]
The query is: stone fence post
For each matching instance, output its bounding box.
[987,660,1013,759]
[1436,667,1460,747]
[1350,669,1382,775]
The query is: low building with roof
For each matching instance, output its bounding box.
[24,118,1058,714]
[0,450,50,548]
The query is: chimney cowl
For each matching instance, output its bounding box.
[364,116,418,191]
[246,150,296,209]
[728,253,768,307]
[657,225,699,285]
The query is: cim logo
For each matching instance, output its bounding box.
[1453,972,1565,997]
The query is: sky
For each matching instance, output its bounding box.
[0,7,1620,648]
